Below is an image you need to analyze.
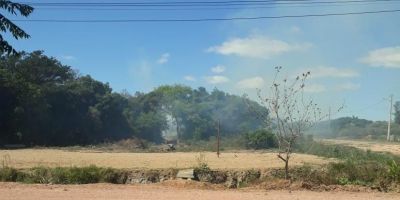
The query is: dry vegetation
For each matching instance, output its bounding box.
[321,139,400,155]
[0,149,334,169]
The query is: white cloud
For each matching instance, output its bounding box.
[360,46,400,68]
[184,75,196,82]
[305,66,359,79]
[204,75,229,84]
[207,35,311,59]
[211,65,226,73]
[335,82,361,91]
[237,76,265,89]
[60,55,76,60]
[303,84,326,93]
[157,53,170,64]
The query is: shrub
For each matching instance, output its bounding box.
[65,165,102,184]
[0,165,124,184]
[99,168,123,183]
[0,167,19,182]
[244,129,277,149]
[296,139,400,163]
[387,160,400,183]
[194,153,211,174]
[26,167,52,183]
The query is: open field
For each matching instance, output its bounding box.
[0,182,398,200]
[0,149,334,169]
[321,139,400,155]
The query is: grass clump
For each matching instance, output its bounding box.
[0,167,20,182]
[0,165,123,184]
[290,137,400,190]
[194,153,211,174]
[387,160,400,183]
[300,142,398,163]
[286,159,400,191]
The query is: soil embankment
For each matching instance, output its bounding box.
[0,182,398,200]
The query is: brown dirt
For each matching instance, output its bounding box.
[0,149,334,169]
[321,139,400,155]
[0,182,398,200]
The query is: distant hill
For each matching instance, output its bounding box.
[308,116,400,140]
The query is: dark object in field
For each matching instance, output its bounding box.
[167,144,176,151]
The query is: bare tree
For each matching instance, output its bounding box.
[255,66,327,179]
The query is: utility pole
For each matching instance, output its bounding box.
[387,94,394,141]
[328,106,332,135]
[216,119,220,158]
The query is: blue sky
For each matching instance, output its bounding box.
[6,0,400,121]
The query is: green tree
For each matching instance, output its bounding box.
[244,129,277,149]
[153,85,192,143]
[0,1,34,54]
[395,101,400,125]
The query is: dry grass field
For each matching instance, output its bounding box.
[0,149,334,169]
[321,139,400,155]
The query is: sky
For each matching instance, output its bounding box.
[5,0,400,121]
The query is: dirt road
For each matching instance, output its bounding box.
[0,183,398,200]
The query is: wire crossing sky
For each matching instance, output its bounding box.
[11,9,400,22]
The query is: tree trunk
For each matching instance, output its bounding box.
[284,159,289,180]
[175,117,180,145]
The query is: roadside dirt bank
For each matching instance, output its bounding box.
[0,182,399,200]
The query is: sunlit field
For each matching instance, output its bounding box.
[0,149,333,169]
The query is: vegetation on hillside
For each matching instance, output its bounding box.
[309,116,400,140]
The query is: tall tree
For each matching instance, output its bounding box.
[0,0,34,54]
[395,101,400,125]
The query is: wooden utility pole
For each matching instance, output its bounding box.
[387,94,394,141]
[216,119,220,158]
[328,106,332,131]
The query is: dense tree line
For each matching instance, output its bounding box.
[0,51,266,146]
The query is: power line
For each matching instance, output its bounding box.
[32,1,400,11]
[12,9,400,23]
[20,0,400,7]
[340,99,386,115]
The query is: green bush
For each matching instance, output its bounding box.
[66,166,102,184]
[0,167,19,182]
[194,153,211,174]
[98,168,123,183]
[296,139,400,163]
[387,160,400,183]
[27,167,52,183]
[327,160,385,186]
[244,129,277,149]
[0,165,123,184]
[51,167,70,184]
